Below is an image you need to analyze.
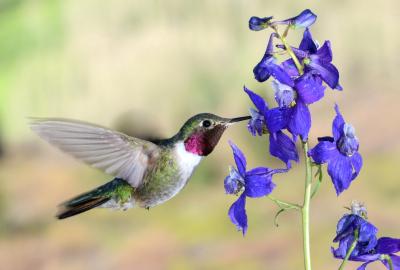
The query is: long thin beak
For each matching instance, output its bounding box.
[228,116,251,124]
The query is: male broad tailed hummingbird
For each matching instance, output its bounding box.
[30,113,250,219]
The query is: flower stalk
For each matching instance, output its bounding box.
[267,195,301,210]
[384,255,395,270]
[274,28,304,75]
[223,10,394,270]
[277,28,313,269]
[302,141,313,270]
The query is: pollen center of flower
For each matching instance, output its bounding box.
[303,57,311,65]
[337,123,359,156]
[248,108,267,136]
[350,200,368,219]
[272,80,295,107]
[225,167,245,195]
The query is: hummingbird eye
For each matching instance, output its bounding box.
[202,120,212,128]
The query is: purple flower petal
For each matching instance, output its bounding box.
[293,9,317,28]
[308,60,340,89]
[316,41,333,63]
[229,141,247,176]
[282,59,300,77]
[327,154,353,195]
[272,9,317,29]
[252,33,294,85]
[269,131,299,164]
[244,86,268,114]
[358,222,378,252]
[332,104,345,141]
[335,83,343,91]
[354,253,381,263]
[295,72,326,104]
[289,9,317,29]
[244,167,276,198]
[356,261,373,270]
[253,34,279,82]
[376,237,400,254]
[299,28,318,53]
[309,140,338,164]
[287,100,311,140]
[269,64,295,87]
[264,107,290,133]
[253,55,275,82]
[334,214,367,243]
[351,152,363,180]
[249,16,273,31]
[228,193,247,235]
[332,235,355,259]
[290,46,309,59]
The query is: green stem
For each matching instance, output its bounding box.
[267,195,301,227]
[388,258,394,270]
[275,28,310,270]
[338,230,359,270]
[302,141,313,270]
[383,255,394,270]
[267,195,301,210]
[274,28,304,75]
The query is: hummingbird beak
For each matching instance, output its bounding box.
[226,116,251,125]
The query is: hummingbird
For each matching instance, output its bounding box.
[30,113,250,219]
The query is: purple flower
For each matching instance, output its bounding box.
[244,86,299,165]
[284,28,342,90]
[253,33,294,85]
[249,16,273,31]
[332,215,378,259]
[308,104,362,195]
[265,62,326,141]
[332,203,400,270]
[224,141,287,234]
[271,80,313,140]
[272,9,317,29]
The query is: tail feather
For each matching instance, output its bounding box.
[56,197,110,219]
[56,178,133,219]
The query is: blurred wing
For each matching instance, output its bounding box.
[30,118,160,187]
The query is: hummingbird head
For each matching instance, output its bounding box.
[175,113,250,156]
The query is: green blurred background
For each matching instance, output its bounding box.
[0,0,399,269]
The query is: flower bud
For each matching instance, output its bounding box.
[249,16,273,31]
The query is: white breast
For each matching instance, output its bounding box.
[174,142,202,183]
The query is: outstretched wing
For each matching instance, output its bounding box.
[30,118,160,187]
